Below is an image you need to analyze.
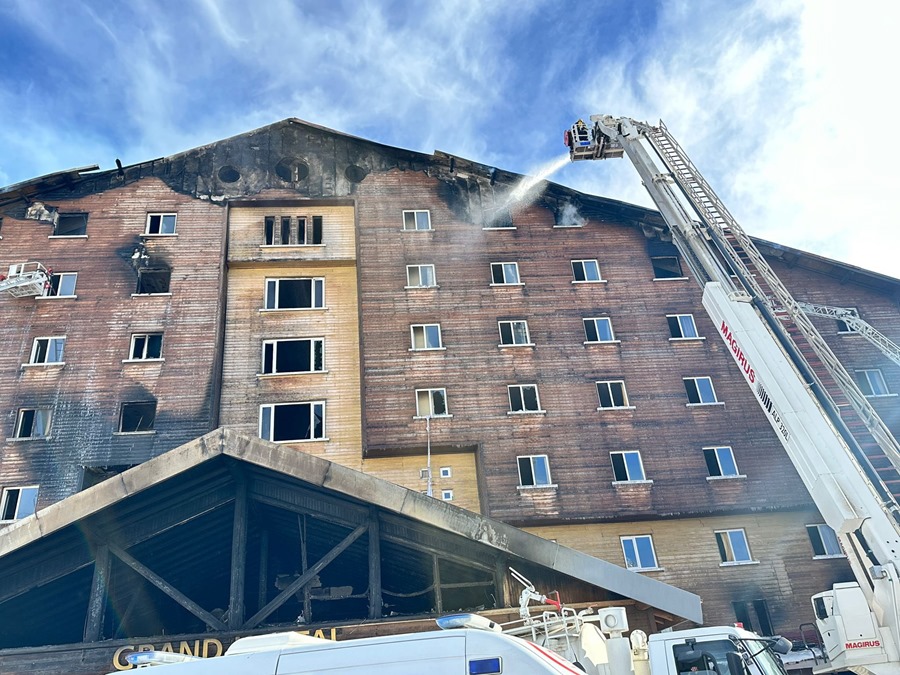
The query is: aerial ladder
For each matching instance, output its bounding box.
[566,115,900,675]
[797,303,900,368]
[0,262,50,298]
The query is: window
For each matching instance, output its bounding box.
[610,451,646,482]
[508,384,542,413]
[406,264,437,288]
[441,490,454,501]
[54,213,87,236]
[684,377,719,404]
[807,524,843,558]
[667,314,700,339]
[704,446,741,478]
[651,256,684,279]
[259,401,325,442]
[715,529,754,564]
[572,259,602,282]
[262,338,324,375]
[119,401,157,433]
[498,320,531,346]
[402,210,432,231]
[263,215,323,245]
[732,600,774,636]
[14,408,52,439]
[0,486,38,521]
[584,317,615,343]
[265,216,291,245]
[44,272,77,297]
[410,324,443,350]
[517,455,552,487]
[416,388,449,417]
[836,308,860,333]
[29,337,65,364]
[264,278,325,310]
[621,535,658,570]
[856,369,891,396]
[145,213,176,235]
[129,333,163,360]
[596,380,630,409]
[439,466,452,478]
[136,268,171,294]
[491,262,520,285]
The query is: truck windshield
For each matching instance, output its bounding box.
[741,639,788,675]
[673,639,786,675]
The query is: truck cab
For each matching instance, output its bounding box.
[648,627,790,675]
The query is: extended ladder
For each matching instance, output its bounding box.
[797,302,900,368]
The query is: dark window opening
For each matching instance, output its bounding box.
[281,217,291,244]
[54,213,87,236]
[262,339,324,374]
[260,402,325,442]
[15,408,51,438]
[597,381,628,408]
[131,333,163,359]
[82,465,133,490]
[651,256,683,279]
[46,273,77,296]
[146,214,176,234]
[265,278,324,309]
[731,599,773,636]
[136,268,171,294]
[119,401,157,432]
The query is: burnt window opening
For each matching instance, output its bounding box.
[274,158,309,182]
[651,256,684,279]
[218,165,241,183]
[136,268,171,294]
[265,278,325,309]
[262,338,324,375]
[82,465,134,490]
[119,401,157,433]
[264,216,324,246]
[731,599,774,636]
[54,213,87,236]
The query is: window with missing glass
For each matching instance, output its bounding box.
[14,408,52,439]
[571,259,602,282]
[145,213,177,235]
[498,320,531,346]
[508,384,542,413]
[262,338,324,375]
[597,380,630,409]
[259,401,325,442]
[0,486,38,521]
[684,377,719,404]
[29,337,66,365]
[667,314,700,339]
[415,388,449,417]
[119,401,157,433]
[44,272,77,297]
[129,333,163,360]
[517,455,551,487]
[611,451,647,482]
[264,278,325,309]
[53,213,87,236]
[807,524,843,558]
[584,317,615,343]
[651,256,684,279]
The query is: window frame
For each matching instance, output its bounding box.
[52,213,88,237]
[260,337,325,375]
[517,454,553,488]
[441,489,454,501]
[28,336,66,365]
[807,523,844,559]
[14,408,52,440]
[439,466,452,478]
[498,320,532,347]
[415,388,450,418]
[596,380,632,410]
[258,401,326,443]
[507,384,544,414]
[410,323,444,351]
[571,259,603,283]
[620,535,660,571]
[610,450,648,483]
[715,528,756,565]
[583,317,617,344]
[128,333,164,361]
[667,314,702,340]
[144,213,177,236]
[703,446,743,479]
[264,277,326,311]
[0,486,39,522]
[490,262,521,286]
[118,401,158,434]
[856,369,892,397]
[406,264,437,288]
[42,271,78,298]
[684,376,720,405]
[263,215,324,246]
[402,210,432,231]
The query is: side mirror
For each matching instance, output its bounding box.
[770,637,791,655]
[726,651,746,675]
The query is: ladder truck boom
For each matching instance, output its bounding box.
[566,115,900,675]
[797,302,900,368]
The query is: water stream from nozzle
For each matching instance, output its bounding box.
[485,153,571,227]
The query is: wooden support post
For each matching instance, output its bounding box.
[432,554,443,614]
[299,514,311,623]
[228,474,248,629]
[83,544,110,642]
[257,529,269,612]
[367,510,382,619]
[494,557,508,609]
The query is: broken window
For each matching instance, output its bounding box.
[259,401,325,442]
[416,388,448,417]
[119,401,157,433]
[508,384,542,413]
[651,256,684,279]
[145,213,177,235]
[517,455,551,487]
[262,338,324,375]
[856,369,891,396]
[410,324,443,350]
[264,216,325,245]
[136,268,171,294]
[621,535,658,570]
[15,408,52,439]
[731,600,773,636]
[715,529,754,564]
[611,451,646,481]
[807,524,843,558]
[264,278,325,309]
[704,446,740,477]
[684,377,719,404]
[0,486,38,521]
[29,336,66,364]
[596,380,629,409]
[498,320,530,346]
[130,333,163,360]
[402,210,431,231]
[836,308,860,333]
[44,272,77,297]
[667,314,700,339]
[584,317,615,343]
[53,213,87,236]
[406,264,437,288]
[490,262,520,285]
[572,259,602,282]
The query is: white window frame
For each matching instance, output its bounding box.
[259,401,326,443]
[715,528,756,565]
[410,324,444,351]
[264,278,325,310]
[261,338,325,375]
[28,336,66,365]
[128,333,164,361]
[596,380,632,410]
[14,408,52,439]
[856,369,892,397]
[684,376,720,405]
[441,489,454,501]
[145,213,177,235]
[490,262,521,286]
[498,320,532,346]
[517,454,553,488]
[402,210,432,231]
[415,388,450,418]
[610,450,648,483]
[807,523,844,559]
[583,317,617,344]
[0,485,39,522]
[667,314,702,340]
[620,535,660,571]
[406,264,437,288]
[41,271,78,298]
[439,466,452,478]
[704,446,744,479]
[507,384,544,414]
[571,259,603,283]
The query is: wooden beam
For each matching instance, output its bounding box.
[368,510,382,619]
[432,554,443,614]
[299,515,311,623]
[242,522,367,630]
[257,529,269,612]
[107,544,227,631]
[227,474,248,629]
[83,544,110,642]
[494,557,508,608]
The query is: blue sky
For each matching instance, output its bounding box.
[0,0,896,277]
